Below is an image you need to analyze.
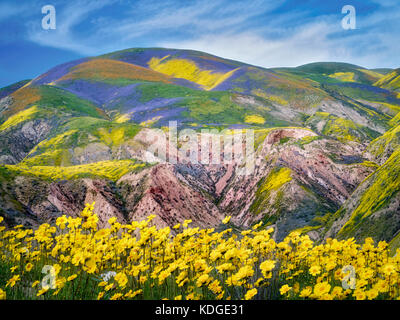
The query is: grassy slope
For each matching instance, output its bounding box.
[21,117,141,166]
[374,69,400,92]
[367,124,400,162]
[334,148,400,241]
[2,160,148,182]
[305,111,380,143]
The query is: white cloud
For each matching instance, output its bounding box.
[93,0,282,44]
[25,0,284,56]
[22,0,400,68]
[160,7,400,69]
[160,22,352,68]
[27,0,117,55]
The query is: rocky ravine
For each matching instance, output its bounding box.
[0,127,376,241]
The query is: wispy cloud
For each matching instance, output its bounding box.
[27,0,117,55]
[0,2,35,22]
[15,0,400,67]
[161,2,400,68]
[25,0,284,55]
[162,21,344,68]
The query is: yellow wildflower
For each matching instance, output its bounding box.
[309,265,321,276]
[222,216,231,224]
[244,288,257,300]
[313,282,331,298]
[260,260,275,276]
[280,284,291,295]
[299,287,312,298]
[6,275,20,288]
[0,289,5,300]
[196,274,211,287]
[114,272,128,288]
[382,263,396,276]
[25,263,33,272]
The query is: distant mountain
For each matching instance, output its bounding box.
[0,47,399,247]
[371,68,394,75]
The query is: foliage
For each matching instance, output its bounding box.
[250,167,292,215]
[338,148,400,238]
[1,206,400,300]
[374,69,400,92]
[60,58,172,84]
[5,160,147,182]
[21,119,141,166]
[328,72,355,82]
[0,106,40,131]
[148,56,238,90]
[37,85,104,118]
[306,112,379,143]
[367,124,400,160]
[245,115,266,125]
[138,82,223,103]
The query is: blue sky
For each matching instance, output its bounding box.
[0,0,399,87]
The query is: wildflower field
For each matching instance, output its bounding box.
[0,203,399,301]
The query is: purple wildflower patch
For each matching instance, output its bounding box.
[31,58,90,85]
[58,79,140,106]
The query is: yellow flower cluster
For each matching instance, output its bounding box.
[0,205,400,300]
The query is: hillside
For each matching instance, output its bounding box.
[0,47,399,248]
[374,68,400,92]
